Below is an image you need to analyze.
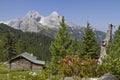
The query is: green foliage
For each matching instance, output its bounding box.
[0,63,10,74]
[50,75,63,80]
[0,23,52,61]
[0,32,17,61]
[105,26,120,79]
[15,40,26,54]
[58,55,99,77]
[98,56,120,79]
[107,26,120,59]
[81,22,100,59]
[50,17,72,60]
[8,70,50,80]
[4,32,17,60]
[69,38,79,54]
[0,39,8,62]
[113,26,120,45]
[49,17,72,67]
[0,63,51,80]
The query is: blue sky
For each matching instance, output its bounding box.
[0,0,120,31]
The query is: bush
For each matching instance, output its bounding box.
[0,63,10,74]
[98,56,120,79]
[58,55,98,77]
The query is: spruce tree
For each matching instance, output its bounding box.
[107,26,120,59]
[49,16,72,73]
[15,40,26,55]
[69,38,79,54]
[50,16,72,63]
[4,32,17,60]
[103,26,120,79]
[0,39,7,62]
[113,26,120,46]
[81,22,100,59]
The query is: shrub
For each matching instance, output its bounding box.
[0,63,10,74]
[98,56,120,79]
[58,55,98,77]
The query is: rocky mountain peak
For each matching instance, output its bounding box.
[50,11,59,17]
[0,10,105,43]
[39,11,62,28]
[25,10,42,21]
[1,10,80,31]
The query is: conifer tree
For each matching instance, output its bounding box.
[107,26,120,59]
[15,40,26,54]
[81,22,100,59]
[113,26,120,46]
[103,26,120,79]
[49,16,72,73]
[0,39,7,62]
[50,16,72,63]
[69,38,79,54]
[4,32,17,60]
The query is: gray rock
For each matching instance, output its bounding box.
[64,77,99,80]
[98,74,118,80]
[63,74,118,80]
[64,77,74,80]
[87,78,99,80]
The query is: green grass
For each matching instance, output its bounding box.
[0,63,51,80]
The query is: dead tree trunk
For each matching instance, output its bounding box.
[98,24,113,63]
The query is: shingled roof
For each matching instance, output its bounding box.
[8,52,45,65]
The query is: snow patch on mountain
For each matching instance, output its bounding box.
[25,10,42,22]
[1,10,79,32]
[39,11,62,28]
[0,21,9,25]
[0,10,106,44]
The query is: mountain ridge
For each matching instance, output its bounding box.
[0,10,82,31]
[0,10,106,43]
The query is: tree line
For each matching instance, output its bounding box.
[49,17,100,73]
[0,23,52,62]
[0,17,100,62]
[48,17,120,78]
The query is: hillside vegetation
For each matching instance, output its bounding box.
[0,23,52,61]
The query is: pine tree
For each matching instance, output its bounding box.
[103,26,120,79]
[69,38,79,54]
[81,22,100,59]
[15,40,26,55]
[4,32,17,60]
[107,26,120,59]
[113,26,120,46]
[0,39,7,62]
[49,16,72,73]
[50,16,72,63]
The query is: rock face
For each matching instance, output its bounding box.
[4,10,79,32]
[39,11,62,28]
[7,10,43,32]
[0,10,106,43]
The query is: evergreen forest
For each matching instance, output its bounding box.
[0,23,53,61]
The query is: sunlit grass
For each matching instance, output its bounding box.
[0,63,51,80]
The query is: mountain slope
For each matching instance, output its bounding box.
[0,10,106,43]
[0,23,52,61]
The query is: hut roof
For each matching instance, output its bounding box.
[8,52,45,65]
